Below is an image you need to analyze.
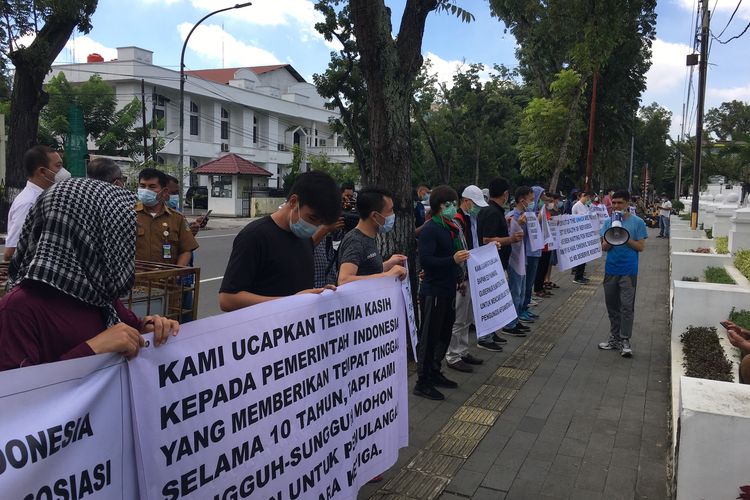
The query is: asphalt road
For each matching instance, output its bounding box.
[192,226,244,319]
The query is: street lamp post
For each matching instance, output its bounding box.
[178,2,252,207]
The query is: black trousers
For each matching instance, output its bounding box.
[416,295,455,385]
[534,251,552,292]
[574,263,586,280]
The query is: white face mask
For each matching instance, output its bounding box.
[54,167,72,183]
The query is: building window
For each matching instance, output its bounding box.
[189,101,199,136]
[253,116,258,145]
[153,93,166,131]
[221,107,229,141]
[210,175,232,198]
[314,129,319,147]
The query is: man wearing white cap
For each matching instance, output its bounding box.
[446,185,503,373]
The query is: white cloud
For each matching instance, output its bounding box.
[178,23,280,66]
[675,0,750,20]
[423,51,490,88]
[707,83,750,101]
[62,36,118,63]
[644,38,693,96]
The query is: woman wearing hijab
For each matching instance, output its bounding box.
[0,178,179,371]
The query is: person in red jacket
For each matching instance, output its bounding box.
[0,178,179,371]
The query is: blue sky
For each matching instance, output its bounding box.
[52,0,750,138]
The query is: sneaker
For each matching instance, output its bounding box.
[477,339,504,352]
[518,312,535,323]
[529,299,540,306]
[447,360,473,373]
[525,310,540,319]
[515,323,531,332]
[432,372,458,388]
[620,339,633,358]
[502,326,528,337]
[492,333,508,344]
[598,338,621,350]
[462,353,484,365]
[573,278,589,284]
[413,383,444,400]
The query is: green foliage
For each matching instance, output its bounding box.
[282,145,303,192]
[734,250,750,280]
[679,213,692,221]
[704,266,734,284]
[632,103,673,195]
[680,326,734,382]
[672,199,684,212]
[435,1,475,23]
[705,227,713,239]
[729,308,750,331]
[715,237,729,255]
[308,152,359,186]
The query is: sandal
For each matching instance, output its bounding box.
[546,281,559,289]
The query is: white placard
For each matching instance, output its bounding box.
[401,263,419,361]
[525,212,545,252]
[128,278,409,500]
[554,214,603,271]
[509,217,526,275]
[0,355,138,500]
[467,244,518,338]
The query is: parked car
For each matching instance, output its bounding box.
[184,186,208,209]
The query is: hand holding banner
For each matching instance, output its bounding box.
[467,244,517,338]
[554,214,603,271]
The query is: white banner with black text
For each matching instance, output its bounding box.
[553,214,603,271]
[467,243,518,338]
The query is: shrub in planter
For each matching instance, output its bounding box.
[715,236,729,255]
[680,213,692,221]
[734,250,750,280]
[680,326,734,382]
[689,248,712,254]
[704,266,735,284]
[682,276,700,282]
[729,308,750,331]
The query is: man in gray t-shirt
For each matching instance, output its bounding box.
[337,188,406,285]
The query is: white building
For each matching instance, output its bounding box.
[47,46,353,194]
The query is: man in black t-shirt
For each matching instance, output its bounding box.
[219,171,341,311]
[337,187,407,284]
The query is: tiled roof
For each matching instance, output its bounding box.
[193,154,272,176]
[185,64,305,84]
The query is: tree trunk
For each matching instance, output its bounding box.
[474,141,481,185]
[413,102,448,183]
[549,83,585,193]
[6,10,89,189]
[350,0,437,293]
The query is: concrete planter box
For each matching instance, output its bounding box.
[675,377,750,500]
[670,252,732,283]
[671,228,705,239]
[669,237,715,253]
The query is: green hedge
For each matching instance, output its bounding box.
[715,236,729,255]
[735,250,750,280]
[729,308,750,331]
[704,266,735,284]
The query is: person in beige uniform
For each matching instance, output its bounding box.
[134,168,198,265]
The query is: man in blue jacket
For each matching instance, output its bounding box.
[415,185,470,400]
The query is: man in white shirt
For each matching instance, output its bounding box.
[658,194,672,238]
[3,145,66,261]
[571,191,591,284]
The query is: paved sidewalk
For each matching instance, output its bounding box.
[361,228,670,499]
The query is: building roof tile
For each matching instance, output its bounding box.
[193,154,273,176]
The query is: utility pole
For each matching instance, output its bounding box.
[691,0,710,230]
[584,71,599,192]
[141,79,149,163]
[676,102,686,199]
[628,133,634,193]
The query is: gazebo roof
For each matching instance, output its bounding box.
[193,154,273,176]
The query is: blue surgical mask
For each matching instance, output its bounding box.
[377,213,396,234]
[137,188,159,207]
[167,194,179,209]
[289,205,319,239]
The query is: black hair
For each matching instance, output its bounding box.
[514,186,532,203]
[340,181,355,193]
[488,177,510,198]
[429,185,458,213]
[289,171,341,224]
[356,187,392,219]
[23,145,54,177]
[417,183,430,190]
[87,158,122,184]
[552,193,562,200]
[139,168,168,188]
[612,190,631,201]
[165,174,179,185]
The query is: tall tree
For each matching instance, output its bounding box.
[3,0,98,189]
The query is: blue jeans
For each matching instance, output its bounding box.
[507,267,526,328]
[522,256,540,312]
[659,215,670,236]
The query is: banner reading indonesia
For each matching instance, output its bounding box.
[467,243,517,338]
[128,277,409,500]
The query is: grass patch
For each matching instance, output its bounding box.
[705,227,713,239]
[704,266,735,284]
[681,326,734,382]
[734,250,750,280]
[680,213,692,221]
[729,307,750,331]
[715,236,729,254]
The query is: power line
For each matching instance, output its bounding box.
[716,0,743,38]
[713,20,750,44]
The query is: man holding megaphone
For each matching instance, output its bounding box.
[598,190,648,358]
